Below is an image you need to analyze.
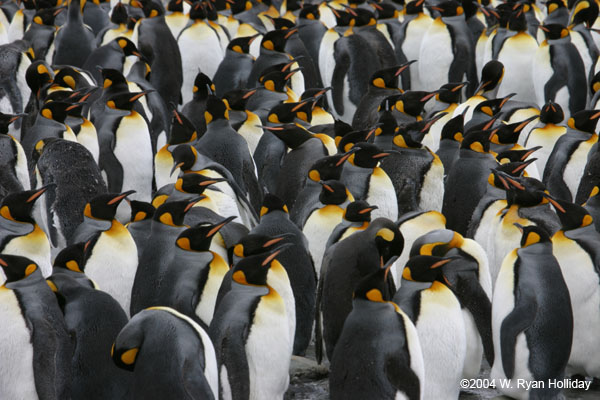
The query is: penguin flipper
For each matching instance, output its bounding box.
[500,294,537,379]
[98,142,124,193]
[331,43,350,116]
[315,272,324,364]
[385,324,421,400]
[455,273,494,365]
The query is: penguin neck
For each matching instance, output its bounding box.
[68,0,84,24]
[205,118,232,132]
[547,36,571,45]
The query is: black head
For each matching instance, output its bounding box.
[545,0,566,15]
[0,255,39,284]
[570,0,599,28]
[192,72,215,99]
[299,4,320,20]
[516,223,551,247]
[353,266,394,302]
[261,29,292,52]
[344,200,377,222]
[115,37,141,58]
[460,130,491,152]
[100,68,128,91]
[231,243,292,285]
[543,193,593,231]
[539,101,564,124]
[488,160,533,188]
[260,70,296,92]
[269,17,296,30]
[267,101,309,124]
[489,116,538,145]
[53,67,90,90]
[495,146,541,164]
[129,200,155,223]
[437,82,468,104]
[26,61,54,97]
[370,62,416,89]
[507,7,527,32]
[394,90,438,117]
[540,24,570,40]
[262,124,314,150]
[223,89,256,111]
[428,0,464,17]
[349,142,390,168]
[171,145,198,172]
[53,242,86,273]
[476,60,504,95]
[232,232,292,258]
[106,91,152,111]
[176,216,236,251]
[404,0,425,14]
[110,2,128,24]
[204,95,229,123]
[153,198,201,226]
[130,0,164,18]
[260,193,289,217]
[169,110,197,145]
[369,218,404,263]
[402,254,453,283]
[337,129,375,153]
[568,109,600,133]
[174,173,225,194]
[166,0,184,12]
[0,112,23,135]
[84,190,135,221]
[1,187,50,224]
[318,180,351,205]
[227,35,257,55]
[32,7,62,26]
[306,153,352,182]
[440,114,465,142]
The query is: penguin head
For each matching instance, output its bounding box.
[545,0,566,15]
[227,35,257,55]
[473,93,515,118]
[539,24,570,41]
[393,90,438,117]
[495,146,541,164]
[488,160,533,188]
[328,7,355,26]
[369,62,416,90]
[343,200,377,222]
[26,61,54,98]
[176,216,237,252]
[204,95,229,123]
[301,87,330,109]
[404,0,425,14]
[375,108,398,136]
[507,7,527,32]
[338,129,375,153]
[269,16,296,30]
[371,1,401,20]
[440,114,465,142]
[0,255,39,285]
[106,90,152,111]
[1,187,50,224]
[409,229,464,257]
[115,37,142,58]
[231,243,292,286]
[475,60,504,95]
[349,7,377,26]
[174,173,225,194]
[542,193,593,230]
[99,67,128,90]
[169,110,198,145]
[460,130,491,152]
[260,69,296,93]
[402,255,452,283]
[307,152,354,183]
[129,200,155,223]
[427,0,464,17]
[110,1,128,24]
[567,109,600,133]
[171,145,198,173]
[32,7,62,26]
[153,198,202,227]
[488,116,538,145]
[130,0,163,18]
[84,190,136,221]
[353,266,394,302]
[262,124,315,149]
[192,72,215,100]
[479,5,500,27]
[497,172,547,206]
[230,0,253,15]
[515,224,551,247]
[259,193,289,217]
[437,82,467,104]
[393,125,423,148]
[53,67,89,90]
[260,29,292,52]
[539,101,564,124]
[232,232,292,258]
[188,1,207,20]
[0,112,23,135]
[267,101,310,124]
[166,0,184,12]
[318,180,351,205]
[348,142,390,168]
[333,119,354,147]
[570,0,598,28]
[299,4,320,20]
[53,242,86,273]
[369,218,404,262]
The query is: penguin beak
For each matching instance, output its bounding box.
[170,162,185,176]
[451,82,469,92]
[591,110,600,120]
[284,27,299,39]
[206,216,237,237]
[242,89,257,99]
[319,181,335,193]
[173,110,183,125]
[27,185,54,203]
[491,169,510,189]
[262,232,293,248]
[184,196,206,212]
[358,205,378,214]
[108,190,136,205]
[420,91,439,102]
[129,90,154,102]
[540,192,566,213]
[372,152,390,159]
[499,93,516,108]
[8,115,23,123]
[395,60,417,76]
[261,242,294,266]
[199,178,227,186]
[482,117,497,130]
[513,158,536,174]
[336,147,359,166]
[513,116,538,132]
[430,258,452,269]
[421,112,447,132]
[522,146,542,160]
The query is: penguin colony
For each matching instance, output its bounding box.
[0,0,600,398]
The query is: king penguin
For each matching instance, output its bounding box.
[0,254,72,400]
[490,224,572,400]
